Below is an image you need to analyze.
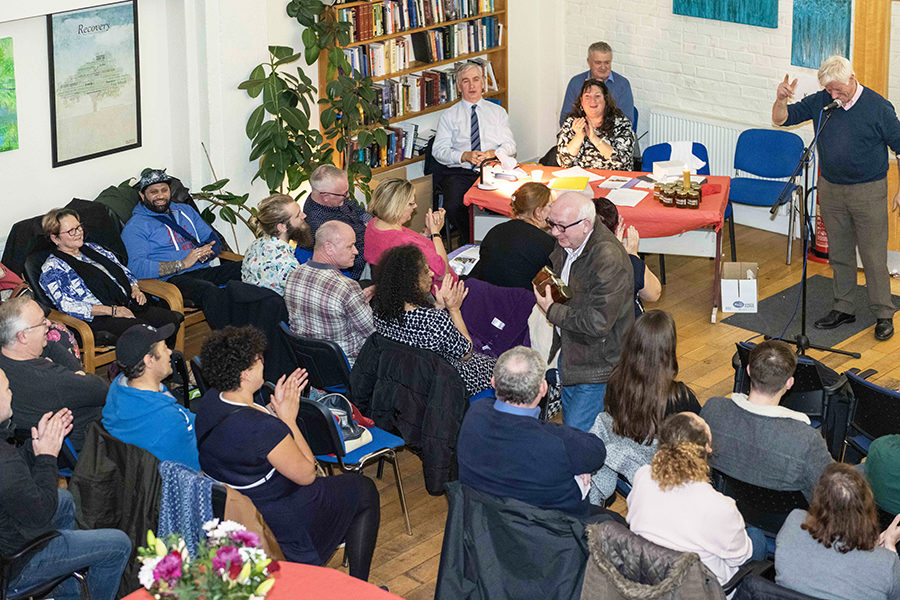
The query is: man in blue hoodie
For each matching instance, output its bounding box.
[102,323,199,470]
[121,169,242,329]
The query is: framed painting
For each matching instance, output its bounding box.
[47,0,141,167]
[673,0,778,29]
[791,0,851,69]
[0,37,18,153]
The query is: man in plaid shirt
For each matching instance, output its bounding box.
[284,221,374,366]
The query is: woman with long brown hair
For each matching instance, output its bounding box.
[626,412,755,585]
[775,463,900,600]
[556,78,634,170]
[588,310,699,504]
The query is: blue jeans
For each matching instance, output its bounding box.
[9,490,131,600]
[745,525,773,560]
[561,383,606,431]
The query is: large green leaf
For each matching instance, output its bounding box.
[281,106,309,131]
[320,108,336,129]
[245,105,266,138]
[219,206,237,224]
[269,46,294,60]
[201,179,229,192]
[274,52,302,67]
[374,128,388,148]
[358,130,373,148]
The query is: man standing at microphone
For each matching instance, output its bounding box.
[773,55,900,341]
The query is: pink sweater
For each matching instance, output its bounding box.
[626,465,753,585]
[363,219,457,289]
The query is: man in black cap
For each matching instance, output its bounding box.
[121,168,242,328]
[102,323,199,469]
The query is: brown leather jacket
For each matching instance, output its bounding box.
[547,220,634,385]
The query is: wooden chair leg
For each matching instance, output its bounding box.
[658,255,666,285]
[728,216,737,262]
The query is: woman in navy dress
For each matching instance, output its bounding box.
[194,326,380,580]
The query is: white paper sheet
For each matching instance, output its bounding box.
[597,176,633,189]
[606,188,647,207]
[551,166,604,182]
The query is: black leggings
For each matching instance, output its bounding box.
[343,475,381,581]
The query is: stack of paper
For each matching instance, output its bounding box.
[606,188,647,207]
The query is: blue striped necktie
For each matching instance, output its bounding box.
[470,104,481,152]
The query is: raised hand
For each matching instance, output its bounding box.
[571,117,587,140]
[776,74,798,101]
[32,409,73,457]
[437,275,468,310]
[622,225,640,255]
[270,368,309,424]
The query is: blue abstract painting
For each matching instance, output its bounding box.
[674,0,777,28]
[791,0,850,69]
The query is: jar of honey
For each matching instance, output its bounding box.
[686,190,700,209]
[653,183,664,204]
[675,189,689,208]
[661,185,676,207]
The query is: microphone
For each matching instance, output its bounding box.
[823,98,843,111]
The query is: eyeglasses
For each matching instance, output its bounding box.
[59,223,84,237]
[20,317,50,334]
[319,190,351,201]
[546,218,585,232]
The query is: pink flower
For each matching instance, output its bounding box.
[212,545,242,576]
[152,551,183,585]
[46,329,60,342]
[228,530,259,547]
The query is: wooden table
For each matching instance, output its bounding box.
[463,164,732,321]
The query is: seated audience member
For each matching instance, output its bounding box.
[364,177,455,291]
[775,463,900,600]
[302,165,370,279]
[556,78,634,171]
[861,435,900,517]
[241,194,311,296]
[432,61,516,243]
[102,323,199,470]
[589,310,698,506]
[0,297,107,452]
[458,346,608,520]
[284,221,374,366]
[468,182,555,289]
[121,168,242,329]
[560,41,634,129]
[0,372,130,600]
[194,326,380,580]
[593,197,662,318]
[371,245,494,396]
[700,339,833,501]
[627,412,756,585]
[39,208,183,344]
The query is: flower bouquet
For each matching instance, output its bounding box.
[137,519,279,599]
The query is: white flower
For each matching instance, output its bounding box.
[205,519,246,540]
[202,518,220,531]
[138,556,162,589]
[238,546,266,564]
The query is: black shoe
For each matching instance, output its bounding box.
[814,310,856,330]
[875,318,894,341]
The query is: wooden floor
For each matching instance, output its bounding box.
[184,224,900,598]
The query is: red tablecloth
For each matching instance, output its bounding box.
[123,562,402,600]
[463,165,730,239]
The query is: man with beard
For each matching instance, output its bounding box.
[284,221,373,366]
[302,164,371,279]
[121,169,242,329]
[241,193,311,296]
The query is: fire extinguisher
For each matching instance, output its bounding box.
[809,187,829,263]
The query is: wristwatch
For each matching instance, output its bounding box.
[430,233,441,239]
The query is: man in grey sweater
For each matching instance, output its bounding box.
[700,340,832,501]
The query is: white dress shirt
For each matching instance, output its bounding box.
[432,98,516,168]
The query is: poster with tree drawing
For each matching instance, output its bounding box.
[0,37,18,153]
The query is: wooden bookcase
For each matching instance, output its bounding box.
[318,0,508,174]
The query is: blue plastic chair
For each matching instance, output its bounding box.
[632,106,638,132]
[729,129,804,259]
[842,371,900,462]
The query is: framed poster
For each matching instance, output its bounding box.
[673,0,777,29]
[47,1,141,167]
[0,37,18,153]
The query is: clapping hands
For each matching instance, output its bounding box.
[32,409,73,457]
[615,220,640,255]
[435,274,467,311]
[425,208,446,236]
[269,368,309,424]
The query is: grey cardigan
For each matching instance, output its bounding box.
[588,412,657,504]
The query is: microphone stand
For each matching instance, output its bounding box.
[767,106,859,358]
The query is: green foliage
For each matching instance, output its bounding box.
[239,46,333,195]
[192,177,258,245]
[285,0,389,200]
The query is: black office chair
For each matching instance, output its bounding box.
[0,532,91,600]
[733,562,827,600]
[190,356,208,396]
[842,371,900,463]
[278,322,353,395]
[711,469,808,536]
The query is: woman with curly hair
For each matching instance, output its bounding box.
[194,326,381,580]
[556,78,634,170]
[626,412,755,585]
[775,463,900,600]
[588,311,698,505]
[371,245,495,396]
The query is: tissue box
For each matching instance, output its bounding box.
[721,262,758,313]
[652,160,687,180]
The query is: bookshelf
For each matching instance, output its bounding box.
[318,0,508,175]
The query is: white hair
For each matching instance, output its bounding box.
[818,56,853,87]
[309,164,346,192]
[455,62,481,79]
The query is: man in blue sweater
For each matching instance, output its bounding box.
[457,346,608,520]
[773,56,900,341]
[121,169,242,329]
[560,41,635,129]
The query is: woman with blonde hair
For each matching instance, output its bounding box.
[775,463,900,600]
[363,177,456,290]
[469,182,555,289]
[626,412,756,585]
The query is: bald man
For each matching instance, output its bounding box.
[283,221,374,365]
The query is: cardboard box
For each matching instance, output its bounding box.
[721,262,758,313]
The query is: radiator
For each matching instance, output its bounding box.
[646,109,746,176]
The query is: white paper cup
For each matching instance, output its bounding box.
[531,169,544,182]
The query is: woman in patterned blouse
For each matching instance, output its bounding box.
[370,245,495,396]
[556,78,635,170]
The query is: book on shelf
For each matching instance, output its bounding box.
[336,0,495,45]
